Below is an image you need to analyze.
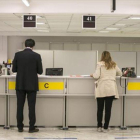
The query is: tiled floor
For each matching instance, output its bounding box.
[0,127,140,140]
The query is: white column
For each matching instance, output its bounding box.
[0,36,7,64]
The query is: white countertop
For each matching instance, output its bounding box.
[0,75,133,79]
[4,75,92,79]
[1,74,140,79]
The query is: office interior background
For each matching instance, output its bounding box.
[0,0,140,140]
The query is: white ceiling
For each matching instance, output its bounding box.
[0,0,140,36]
[0,13,140,37]
[0,0,140,14]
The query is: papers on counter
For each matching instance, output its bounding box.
[70,75,90,77]
[81,75,91,77]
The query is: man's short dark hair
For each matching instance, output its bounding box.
[25,39,35,48]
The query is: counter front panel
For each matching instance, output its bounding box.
[0,78,5,94]
[8,76,65,127]
[0,78,6,126]
[9,96,64,126]
[125,77,140,126]
[66,78,124,127]
[8,78,65,95]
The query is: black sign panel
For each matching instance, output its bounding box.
[83,15,95,29]
[24,22,36,27]
[83,22,95,28]
[23,15,36,28]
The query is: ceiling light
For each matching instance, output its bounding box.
[128,17,140,19]
[99,31,110,33]
[36,16,43,19]
[115,24,126,26]
[22,0,30,7]
[106,28,119,31]
[21,15,43,19]
[37,30,49,32]
[37,23,45,25]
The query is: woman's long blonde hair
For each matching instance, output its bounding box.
[100,51,116,69]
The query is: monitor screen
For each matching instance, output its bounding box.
[45,68,63,76]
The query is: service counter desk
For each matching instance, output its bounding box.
[7,76,66,128]
[0,76,7,127]
[66,77,125,128]
[6,75,126,128]
[125,77,140,127]
[7,76,125,128]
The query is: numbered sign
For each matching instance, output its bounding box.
[82,15,95,29]
[23,15,36,28]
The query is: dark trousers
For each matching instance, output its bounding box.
[97,96,114,129]
[16,90,37,130]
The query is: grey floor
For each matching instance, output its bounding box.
[0,127,140,140]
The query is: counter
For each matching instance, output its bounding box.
[7,75,66,127]
[0,77,6,127]
[124,77,140,126]
[0,75,139,128]
[66,77,125,127]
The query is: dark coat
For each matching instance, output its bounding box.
[12,49,43,91]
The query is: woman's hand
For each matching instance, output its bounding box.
[90,74,93,77]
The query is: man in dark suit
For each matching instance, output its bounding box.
[12,39,43,133]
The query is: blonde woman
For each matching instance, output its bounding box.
[91,51,122,132]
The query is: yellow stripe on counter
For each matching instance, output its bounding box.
[39,82,64,90]
[128,82,140,90]
[9,82,16,90]
[9,82,64,90]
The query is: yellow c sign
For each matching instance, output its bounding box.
[9,82,64,90]
[39,82,64,90]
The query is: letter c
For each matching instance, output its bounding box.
[44,83,49,88]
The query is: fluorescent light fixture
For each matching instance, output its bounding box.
[99,31,109,33]
[37,30,49,32]
[106,28,119,31]
[37,23,45,25]
[36,16,43,19]
[22,0,30,7]
[21,15,43,18]
[115,24,126,26]
[128,17,140,19]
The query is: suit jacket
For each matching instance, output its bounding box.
[12,49,43,91]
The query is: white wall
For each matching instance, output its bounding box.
[8,36,29,60]
[8,36,140,60]
[0,36,7,64]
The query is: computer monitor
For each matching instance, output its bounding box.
[45,68,63,76]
